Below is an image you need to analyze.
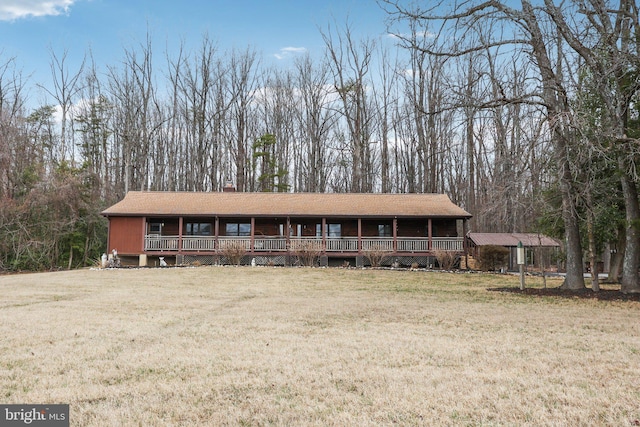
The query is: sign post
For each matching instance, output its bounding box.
[517,241,525,290]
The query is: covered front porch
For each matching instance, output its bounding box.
[142,216,466,256]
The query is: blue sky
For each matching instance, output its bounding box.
[0,0,396,100]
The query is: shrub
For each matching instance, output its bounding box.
[433,250,458,270]
[290,239,322,267]
[219,240,247,266]
[362,244,392,267]
[477,245,510,271]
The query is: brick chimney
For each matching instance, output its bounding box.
[223,180,236,192]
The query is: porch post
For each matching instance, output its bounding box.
[286,216,291,248]
[142,217,146,252]
[357,218,362,253]
[178,217,183,252]
[106,218,112,253]
[250,217,255,252]
[214,216,219,252]
[322,217,327,252]
[427,218,433,251]
[393,217,398,252]
[463,218,469,264]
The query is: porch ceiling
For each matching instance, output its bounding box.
[102,191,472,219]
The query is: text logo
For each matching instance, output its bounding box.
[0,405,68,427]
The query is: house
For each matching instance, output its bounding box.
[466,232,561,272]
[101,191,472,267]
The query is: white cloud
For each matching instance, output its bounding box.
[273,46,306,60]
[0,0,76,21]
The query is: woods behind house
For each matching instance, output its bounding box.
[0,1,638,287]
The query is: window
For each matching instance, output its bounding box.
[316,224,323,237]
[226,223,251,236]
[149,222,163,235]
[240,223,251,236]
[186,223,212,236]
[328,223,341,237]
[378,224,392,237]
[289,224,302,236]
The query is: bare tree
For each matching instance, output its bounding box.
[322,22,376,192]
[76,53,114,198]
[227,48,260,192]
[382,0,586,289]
[179,35,223,191]
[42,47,86,164]
[107,32,159,194]
[0,55,29,199]
[164,41,186,191]
[293,54,336,192]
[253,67,297,192]
[372,44,400,193]
[401,20,449,194]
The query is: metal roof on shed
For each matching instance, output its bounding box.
[468,232,560,247]
[101,191,472,218]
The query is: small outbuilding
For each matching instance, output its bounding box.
[466,232,561,272]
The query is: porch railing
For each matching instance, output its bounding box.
[145,235,179,251]
[144,235,464,253]
[326,237,358,252]
[432,237,464,251]
[397,237,429,252]
[218,237,251,250]
[183,236,216,251]
[254,237,287,252]
[361,238,394,251]
[289,237,323,251]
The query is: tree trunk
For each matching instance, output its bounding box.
[67,245,73,270]
[620,171,640,293]
[608,225,625,283]
[465,56,476,218]
[559,176,585,290]
[555,130,585,290]
[521,0,585,290]
[586,186,599,292]
[587,211,599,292]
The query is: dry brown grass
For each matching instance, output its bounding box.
[0,268,639,426]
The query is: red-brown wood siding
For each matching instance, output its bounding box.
[433,219,457,237]
[163,220,180,235]
[361,220,393,237]
[147,218,180,235]
[108,217,144,254]
[397,219,427,237]
[254,219,282,236]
